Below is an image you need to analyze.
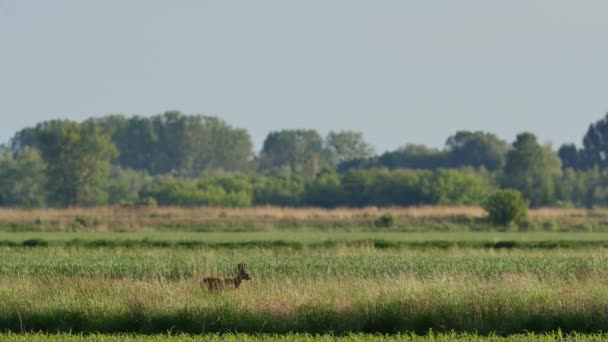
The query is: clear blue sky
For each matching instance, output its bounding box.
[1,1,607,153]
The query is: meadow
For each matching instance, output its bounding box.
[2,207,608,340]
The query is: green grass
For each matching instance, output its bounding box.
[0,247,607,334]
[2,231,608,249]
[2,230,608,335]
[1,247,608,279]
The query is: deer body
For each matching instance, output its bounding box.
[202,263,252,291]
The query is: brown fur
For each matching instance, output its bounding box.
[202,263,252,291]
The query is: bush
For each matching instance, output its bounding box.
[374,213,396,228]
[72,216,99,229]
[137,197,158,208]
[483,189,529,226]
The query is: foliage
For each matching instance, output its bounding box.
[139,175,253,207]
[581,113,608,169]
[304,168,342,207]
[502,133,562,207]
[259,129,330,177]
[483,189,529,226]
[14,112,254,179]
[378,144,450,170]
[14,121,119,206]
[374,213,395,227]
[558,143,582,170]
[8,112,608,208]
[0,146,47,207]
[326,131,375,164]
[445,131,509,171]
[252,176,307,206]
[428,168,494,205]
[106,167,150,205]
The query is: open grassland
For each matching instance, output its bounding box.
[2,332,608,341]
[3,207,608,337]
[1,206,608,232]
[2,247,608,334]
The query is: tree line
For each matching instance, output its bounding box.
[2,111,608,208]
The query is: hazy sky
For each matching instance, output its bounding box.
[1,1,607,153]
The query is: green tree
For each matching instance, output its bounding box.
[259,130,330,177]
[429,168,494,205]
[558,143,582,170]
[103,115,159,173]
[326,131,375,165]
[252,176,307,206]
[502,133,562,206]
[581,113,608,169]
[445,131,509,171]
[186,116,253,176]
[93,112,253,176]
[0,146,47,207]
[483,189,529,226]
[106,166,150,205]
[26,121,118,206]
[140,174,253,207]
[378,144,449,169]
[305,168,342,207]
[339,168,433,207]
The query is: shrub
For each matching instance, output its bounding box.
[137,197,158,208]
[375,213,396,228]
[483,189,529,226]
[21,238,48,247]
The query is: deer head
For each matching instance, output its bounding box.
[238,263,252,281]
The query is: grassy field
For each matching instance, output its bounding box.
[2,207,608,339]
[2,247,608,279]
[1,246,608,334]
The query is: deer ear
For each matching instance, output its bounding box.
[237,263,244,270]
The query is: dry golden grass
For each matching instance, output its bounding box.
[0,206,483,227]
[0,205,605,231]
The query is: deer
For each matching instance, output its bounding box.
[201,263,252,291]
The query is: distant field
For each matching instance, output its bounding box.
[0,206,607,232]
[1,231,608,249]
[6,230,608,242]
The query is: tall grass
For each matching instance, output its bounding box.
[0,275,607,334]
[0,247,607,280]
[0,247,607,333]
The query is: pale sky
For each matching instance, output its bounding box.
[1,1,607,153]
